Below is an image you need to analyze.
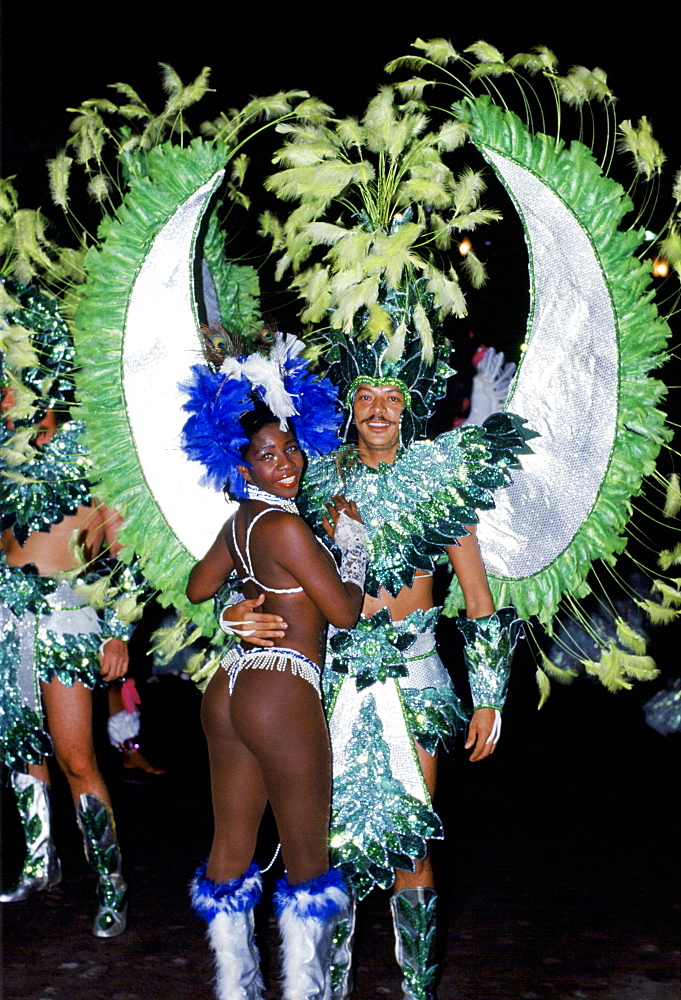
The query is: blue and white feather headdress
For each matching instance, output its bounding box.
[180,331,342,498]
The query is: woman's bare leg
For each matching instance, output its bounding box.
[40,677,111,807]
[202,665,331,886]
[201,668,269,882]
[231,667,331,885]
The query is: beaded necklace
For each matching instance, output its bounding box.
[245,483,298,514]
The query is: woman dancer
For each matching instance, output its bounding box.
[186,401,367,1000]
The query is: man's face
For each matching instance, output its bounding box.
[352,383,405,455]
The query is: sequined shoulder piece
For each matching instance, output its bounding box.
[299,414,528,598]
[0,420,93,543]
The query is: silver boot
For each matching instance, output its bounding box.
[0,771,62,902]
[275,868,351,1000]
[76,793,127,937]
[330,886,356,1000]
[390,887,438,1000]
[190,861,265,1000]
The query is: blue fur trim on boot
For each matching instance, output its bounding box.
[274,867,349,921]
[190,862,262,923]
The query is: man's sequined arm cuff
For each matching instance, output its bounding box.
[455,607,525,711]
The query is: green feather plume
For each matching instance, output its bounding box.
[47,152,73,209]
[535,665,552,708]
[0,323,40,370]
[617,118,666,180]
[185,650,223,691]
[0,375,38,422]
[465,41,506,65]
[581,644,657,692]
[1,468,39,486]
[663,474,680,518]
[635,600,680,625]
[651,579,681,608]
[71,576,113,610]
[659,229,681,280]
[540,651,578,683]
[150,617,199,662]
[658,543,681,571]
[615,617,647,654]
[412,37,461,67]
[86,174,112,203]
[556,65,614,108]
[507,47,559,75]
[113,594,146,624]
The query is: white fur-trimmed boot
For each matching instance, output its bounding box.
[275,867,351,1000]
[390,887,438,1000]
[0,771,62,902]
[190,861,265,1000]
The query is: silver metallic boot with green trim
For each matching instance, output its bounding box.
[390,887,438,1000]
[0,771,62,902]
[329,889,356,1000]
[76,792,127,938]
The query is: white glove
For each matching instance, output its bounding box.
[334,511,368,590]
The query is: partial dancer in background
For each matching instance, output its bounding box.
[1,281,142,937]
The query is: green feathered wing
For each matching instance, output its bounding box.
[444,97,672,626]
[75,139,261,630]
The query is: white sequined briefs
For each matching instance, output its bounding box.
[220,646,321,697]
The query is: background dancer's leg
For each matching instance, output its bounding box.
[41,678,127,936]
[41,678,111,806]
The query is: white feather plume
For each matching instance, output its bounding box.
[219,332,303,428]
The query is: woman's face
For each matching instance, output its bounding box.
[238,422,304,499]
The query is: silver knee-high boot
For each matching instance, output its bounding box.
[0,771,62,902]
[275,868,351,1000]
[329,885,356,1000]
[390,887,438,1000]
[76,793,127,938]
[190,861,265,1000]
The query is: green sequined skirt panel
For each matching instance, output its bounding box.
[0,568,101,769]
[324,610,467,899]
[34,583,102,687]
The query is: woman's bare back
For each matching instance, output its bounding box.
[228,503,335,665]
